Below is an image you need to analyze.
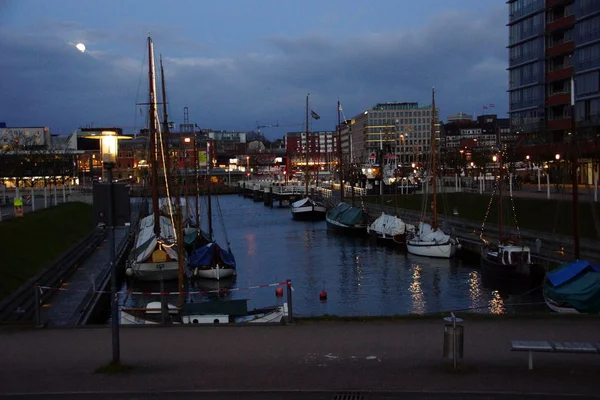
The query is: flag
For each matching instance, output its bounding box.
[489,103,495,108]
[483,105,488,110]
[311,110,321,120]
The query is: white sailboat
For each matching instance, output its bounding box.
[291,94,327,221]
[125,35,181,281]
[406,88,459,258]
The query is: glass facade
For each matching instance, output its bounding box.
[508,0,546,132]
[574,1,600,124]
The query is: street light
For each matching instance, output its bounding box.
[85,129,129,365]
[101,131,120,365]
[555,153,561,160]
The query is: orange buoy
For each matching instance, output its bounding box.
[319,290,327,300]
[275,287,284,297]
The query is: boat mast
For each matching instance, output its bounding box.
[176,183,185,310]
[194,128,200,229]
[207,139,213,240]
[431,87,438,231]
[338,100,344,203]
[305,94,309,197]
[497,125,503,242]
[148,36,161,237]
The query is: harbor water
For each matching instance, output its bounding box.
[116,194,545,318]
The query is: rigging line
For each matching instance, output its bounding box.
[480,176,498,241]
[132,43,148,138]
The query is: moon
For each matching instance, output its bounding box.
[76,43,86,53]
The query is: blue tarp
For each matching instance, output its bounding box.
[189,241,236,269]
[326,202,368,226]
[547,260,600,286]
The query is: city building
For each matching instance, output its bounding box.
[508,0,600,183]
[284,130,338,177]
[345,101,439,165]
[441,114,510,159]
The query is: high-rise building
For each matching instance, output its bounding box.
[508,0,600,148]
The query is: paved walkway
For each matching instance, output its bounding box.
[41,227,130,326]
[0,319,599,397]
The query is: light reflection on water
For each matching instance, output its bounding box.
[120,195,545,317]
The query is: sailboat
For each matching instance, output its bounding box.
[479,128,544,285]
[125,36,181,282]
[406,88,459,258]
[291,94,327,221]
[188,139,237,280]
[326,100,370,235]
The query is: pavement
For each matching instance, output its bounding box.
[0,319,599,398]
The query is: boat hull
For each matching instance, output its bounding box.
[407,240,457,258]
[325,217,368,237]
[192,266,236,280]
[373,232,407,249]
[479,254,545,286]
[128,261,180,282]
[543,294,579,314]
[291,206,326,221]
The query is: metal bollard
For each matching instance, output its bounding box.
[34,283,42,328]
[443,313,464,370]
[286,279,293,324]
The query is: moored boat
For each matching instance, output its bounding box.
[543,260,600,314]
[367,212,414,248]
[291,197,326,221]
[326,202,369,236]
[480,242,544,286]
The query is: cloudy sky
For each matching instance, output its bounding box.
[0,0,507,139]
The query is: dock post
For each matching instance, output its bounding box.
[270,186,274,209]
[31,186,35,212]
[34,283,41,328]
[44,186,48,208]
[160,279,169,325]
[286,279,293,324]
[62,183,66,204]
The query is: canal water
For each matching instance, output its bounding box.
[113,194,545,319]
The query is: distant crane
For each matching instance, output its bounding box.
[256,121,303,141]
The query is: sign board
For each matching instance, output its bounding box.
[14,198,23,217]
[198,151,207,165]
[0,127,50,147]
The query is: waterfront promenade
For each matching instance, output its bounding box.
[1,319,599,398]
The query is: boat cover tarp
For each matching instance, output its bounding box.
[189,241,236,269]
[368,212,407,236]
[547,260,600,286]
[415,222,449,243]
[545,260,600,313]
[183,228,211,247]
[327,202,367,226]
[134,214,178,263]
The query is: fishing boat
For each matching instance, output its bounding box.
[188,139,237,280]
[291,94,326,221]
[543,260,600,314]
[125,36,181,282]
[406,88,459,258]
[121,299,288,325]
[479,127,543,285]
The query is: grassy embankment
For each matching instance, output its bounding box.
[362,192,600,240]
[0,202,94,301]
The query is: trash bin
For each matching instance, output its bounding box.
[443,323,464,360]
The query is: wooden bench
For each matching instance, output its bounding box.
[511,340,600,370]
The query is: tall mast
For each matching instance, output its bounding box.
[148,36,161,237]
[176,182,184,309]
[207,139,213,240]
[194,128,200,229]
[305,94,309,197]
[497,125,503,242]
[338,100,344,203]
[431,87,438,231]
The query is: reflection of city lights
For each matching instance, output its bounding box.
[468,270,482,309]
[409,264,425,314]
[489,290,505,315]
[245,233,256,256]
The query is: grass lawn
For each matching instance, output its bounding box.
[0,202,94,301]
[363,193,600,240]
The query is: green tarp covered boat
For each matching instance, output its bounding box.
[543,260,600,314]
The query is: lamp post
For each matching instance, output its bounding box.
[100,131,120,364]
